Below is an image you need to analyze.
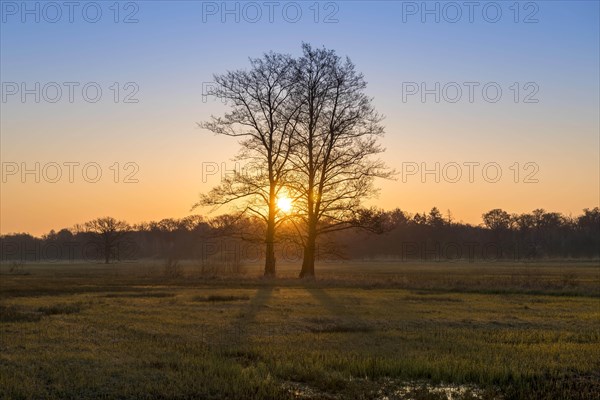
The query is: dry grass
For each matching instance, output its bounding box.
[193,294,251,302]
[0,260,598,399]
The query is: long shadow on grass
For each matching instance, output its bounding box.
[208,285,274,353]
[305,287,372,333]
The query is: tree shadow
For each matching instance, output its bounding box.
[306,287,346,315]
[210,285,275,351]
[305,287,371,332]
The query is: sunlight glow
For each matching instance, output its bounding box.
[277,196,293,213]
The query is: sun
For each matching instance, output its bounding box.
[276,196,293,213]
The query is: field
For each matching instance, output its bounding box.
[0,261,599,399]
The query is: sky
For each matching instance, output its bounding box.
[1,0,599,236]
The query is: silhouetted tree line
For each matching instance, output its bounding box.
[340,207,600,261]
[1,207,598,264]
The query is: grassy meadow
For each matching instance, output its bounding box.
[0,260,599,399]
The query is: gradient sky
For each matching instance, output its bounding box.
[1,0,599,236]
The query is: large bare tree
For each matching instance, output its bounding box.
[196,52,301,277]
[290,44,393,278]
[83,217,130,264]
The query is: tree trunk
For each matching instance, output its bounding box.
[264,189,277,277]
[264,221,276,277]
[299,224,317,279]
[104,244,110,264]
[299,242,315,278]
[300,171,317,278]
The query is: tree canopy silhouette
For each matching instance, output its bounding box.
[82,217,130,264]
[288,44,393,278]
[196,52,301,277]
[197,44,392,278]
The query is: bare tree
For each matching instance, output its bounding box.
[289,44,394,278]
[196,52,301,277]
[84,217,130,264]
[482,209,512,231]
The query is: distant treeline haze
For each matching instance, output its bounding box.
[1,207,598,264]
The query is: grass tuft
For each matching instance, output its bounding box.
[305,317,374,333]
[37,302,84,316]
[103,292,176,298]
[0,304,41,322]
[193,294,251,302]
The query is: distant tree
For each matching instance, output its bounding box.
[388,208,410,228]
[482,209,511,231]
[413,212,427,226]
[42,229,57,241]
[539,212,565,230]
[578,207,600,233]
[84,217,130,264]
[514,212,535,231]
[531,209,546,229]
[56,228,74,241]
[427,207,445,228]
[446,209,454,225]
[576,207,600,257]
[179,215,205,231]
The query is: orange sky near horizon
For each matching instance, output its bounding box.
[2,110,598,236]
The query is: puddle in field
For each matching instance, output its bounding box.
[386,382,488,399]
[283,379,497,400]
